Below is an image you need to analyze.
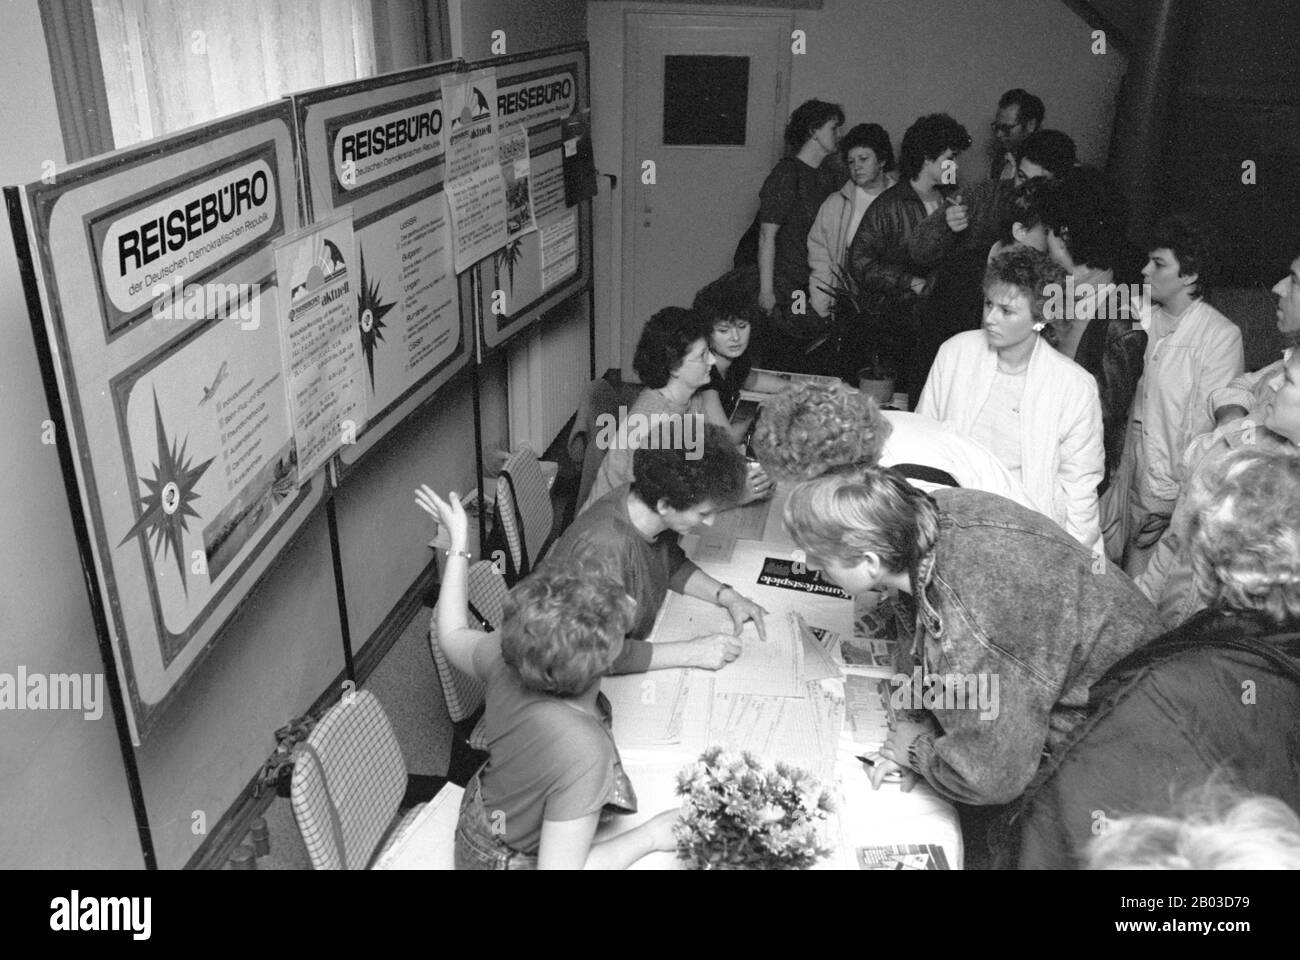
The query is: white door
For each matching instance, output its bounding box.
[622,11,792,379]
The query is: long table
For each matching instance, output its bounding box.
[593,486,963,870]
[378,487,962,870]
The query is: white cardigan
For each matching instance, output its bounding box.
[917,330,1104,552]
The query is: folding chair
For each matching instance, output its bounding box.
[289,690,422,869]
[429,560,508,764]
[495,445,554,581]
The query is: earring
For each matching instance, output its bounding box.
[1033,322,1046,332]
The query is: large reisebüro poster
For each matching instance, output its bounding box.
[293,62,472,474]
[474,45,591,354]
[8,103,322,743]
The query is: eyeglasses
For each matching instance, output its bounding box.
[990,121,1022,136]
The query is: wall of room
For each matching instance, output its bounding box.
[589,0,1129,375]
[0,2,143,869]
[2,0,581,868]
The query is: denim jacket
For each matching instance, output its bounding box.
[887,489,1163,806]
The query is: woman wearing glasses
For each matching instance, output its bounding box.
[581,306,718,513]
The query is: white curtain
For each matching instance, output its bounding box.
[91,0,378,148]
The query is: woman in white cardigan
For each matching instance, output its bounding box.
[917,248,1104,553]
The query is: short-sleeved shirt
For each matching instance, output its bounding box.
[707,354,753,419]
[543,483,700,673]
[759,157,836,290]
[474,637,621,854]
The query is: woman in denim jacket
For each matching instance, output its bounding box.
[783,467,1162,811]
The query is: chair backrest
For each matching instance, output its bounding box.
[575,375,638,509]
[496,446,553,577]
[428,559,506,723]
[290,689,407,870]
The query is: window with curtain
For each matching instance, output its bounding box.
[91,0,379,148]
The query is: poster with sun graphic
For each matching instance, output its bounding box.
[8,101,325,742]
[293,61,472,474]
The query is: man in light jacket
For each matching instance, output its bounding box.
[1101,214,1243,575]
[808,123,897,318]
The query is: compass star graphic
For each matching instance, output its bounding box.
[119,388,215,595]
[356,245,394,390]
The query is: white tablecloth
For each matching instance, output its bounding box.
[596,497,963,870]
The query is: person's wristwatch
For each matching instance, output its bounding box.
[714,583,734,604]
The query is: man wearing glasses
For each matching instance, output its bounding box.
[990,89,1044,181]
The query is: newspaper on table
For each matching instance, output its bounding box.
[645,595,804,699]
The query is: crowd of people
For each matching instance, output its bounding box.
[415,88,1300,870]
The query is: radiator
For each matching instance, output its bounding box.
[506,310,590,455]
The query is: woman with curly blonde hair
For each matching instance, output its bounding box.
[750,380,1029,506]
[416,488,681,870]
[1015,447,1300,869]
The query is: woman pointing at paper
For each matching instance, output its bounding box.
[545,421,769,672]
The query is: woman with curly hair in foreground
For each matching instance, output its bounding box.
[1014,447,1300,869]
[416,489,680,870]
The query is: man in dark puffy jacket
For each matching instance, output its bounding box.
[847,114,970,395]
[1011,447,1300,869]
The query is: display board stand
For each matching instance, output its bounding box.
[4,187,158,870]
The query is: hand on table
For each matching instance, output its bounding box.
[721,590,769,642]
[685,633,743,670]
[875,715,938,791]
[415,485,469,551]
[867,755,919,792]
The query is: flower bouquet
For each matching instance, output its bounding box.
[674,747,835,870]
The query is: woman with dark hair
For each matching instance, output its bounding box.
[917,247,1105,551]
[581,306,715,511]
[1012,129,1077,185]
[1037,167,1148,495]
[752,99,844,369]
[1014,447,1300,870]
[781,467,1160,860]
[986,178,1049,262]
[847,113,972,393]
[416,491,682,870]
[692,270,792,428]
[547,422,769,672]
[808,122,898,320]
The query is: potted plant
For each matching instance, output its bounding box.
[673,747,834,870]
[818,264,906,405]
